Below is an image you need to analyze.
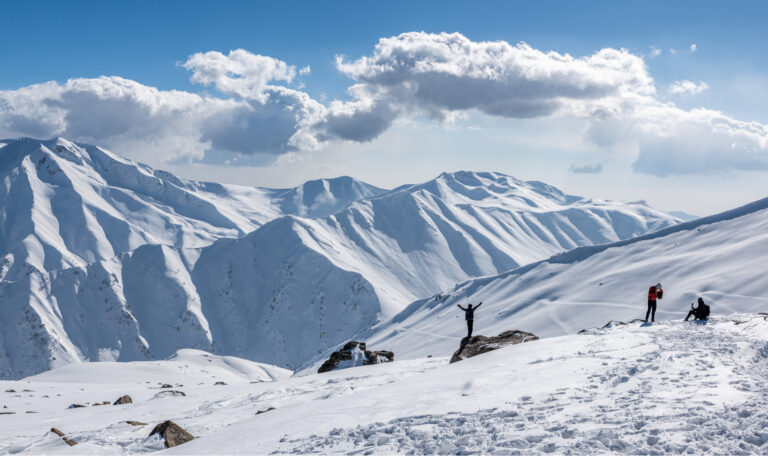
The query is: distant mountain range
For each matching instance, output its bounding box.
[0,138,680,378]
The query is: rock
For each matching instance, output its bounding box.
[214,381,227,385]
[318,341,395,373]
[124,420,147,426]
[21,389,33,392]
[256,407,276,415]
[153,390,186,399]
[0,411,15,415]
[4,389,15,393]
[68,404,86,409]
[25,410,38,413]
[450,330,538,363]
[149,420,195,448]
[159,383,173,389]
[50,428,78,446]
[93,401,111,406]
[113,395,133,405]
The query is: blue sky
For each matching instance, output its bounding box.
[1,0,767,214]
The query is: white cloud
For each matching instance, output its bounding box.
[689,43,697,53]
[650,47,662,58]
[668,80,710,95]
[0,32,766,177]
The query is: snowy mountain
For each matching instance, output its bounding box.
[1,315,767,454]
[362,194,768,362]
[0,137,382,282]
[0,138,680,379]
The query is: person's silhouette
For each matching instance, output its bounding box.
[457,302,482,338]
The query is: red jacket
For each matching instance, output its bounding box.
[648,286,663,300]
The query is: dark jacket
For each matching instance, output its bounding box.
[457,302,482,321]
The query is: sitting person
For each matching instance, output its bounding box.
[685,297,710,321]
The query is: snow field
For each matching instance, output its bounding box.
[1,316,766,454]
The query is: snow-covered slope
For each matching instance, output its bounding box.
[363,195,768,361]
[0,137,383,281]
[1,315,766,454]
[0,143,680,378]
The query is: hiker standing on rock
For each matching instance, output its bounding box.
[457,302,482,339]
[645,283,663,323]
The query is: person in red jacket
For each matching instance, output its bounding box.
[645,283,663,322]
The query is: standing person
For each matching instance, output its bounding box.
[457,302,482,338]
[645,283,663,323]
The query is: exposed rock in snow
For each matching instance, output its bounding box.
[449,330,538,363]
[153,390,186,399]
[318,341,395,373]
[148,420,195,448]
[113,395,133,405]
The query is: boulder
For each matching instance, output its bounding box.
[50,428,65,437]
[450,330,538,363]
[318,341,394,373]
[113,395,133,405]
[149,420,195,448]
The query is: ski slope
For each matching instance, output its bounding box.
[1,315,766,454]
[362,195,768,362]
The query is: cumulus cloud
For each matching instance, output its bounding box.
[0,33,767,176]
[668,80,709,95]
[689,43,697,53]
[569,163,603,174]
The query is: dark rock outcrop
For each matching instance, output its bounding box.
[318,341,394,373]
[113,395,133,405]
[149,420,195,448]
[125,420,147,426]
[450,330,538,363]
[68,404,86,409]
[256,407,276,415]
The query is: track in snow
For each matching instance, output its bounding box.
[280,316,768,454]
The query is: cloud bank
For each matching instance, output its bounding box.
[1,32,766,176]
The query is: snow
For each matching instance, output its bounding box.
[1,316,766,454]
[0,139,680,378]
[361,194,768,363]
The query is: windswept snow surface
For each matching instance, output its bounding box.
[1,316,767,454]
[0,141,679,378]
[363,195,768,362]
